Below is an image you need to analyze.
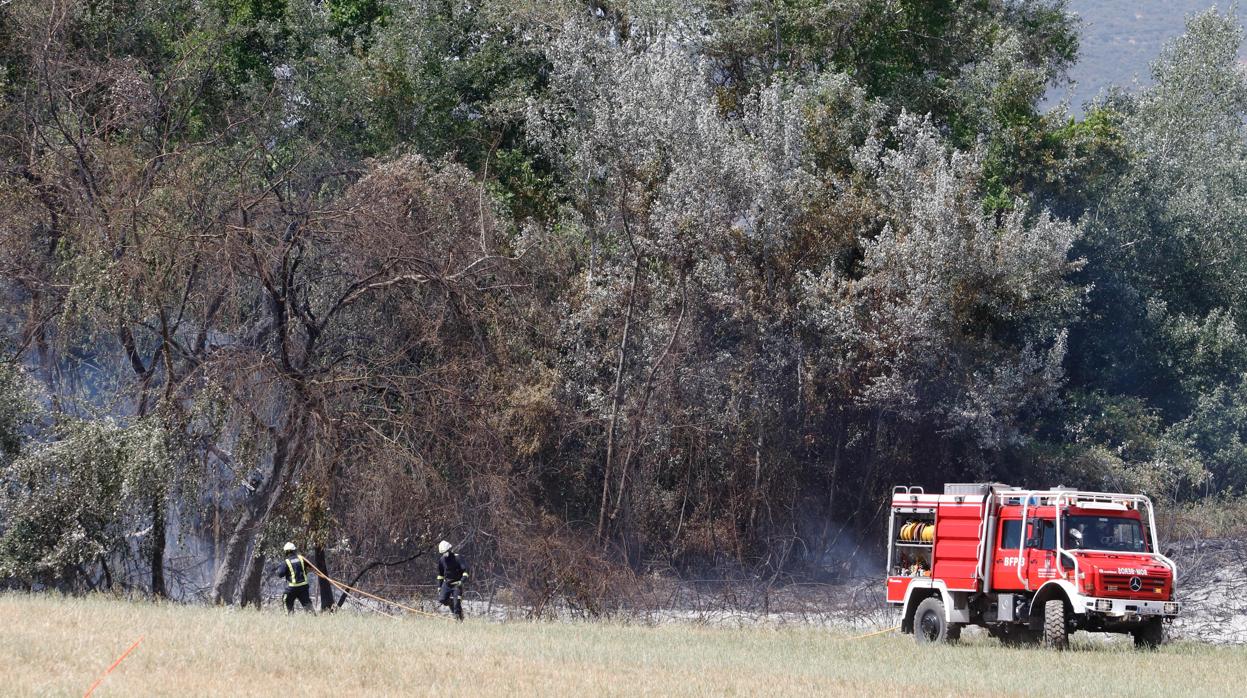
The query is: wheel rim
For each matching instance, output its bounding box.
[919,610,940,640]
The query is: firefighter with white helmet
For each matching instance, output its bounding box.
[274,541,314,613]
[1066,524,1085,549]
[436,540,468,620]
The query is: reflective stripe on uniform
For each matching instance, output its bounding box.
[286,558,309,587]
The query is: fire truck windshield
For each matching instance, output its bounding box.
[1062,515,1148,553]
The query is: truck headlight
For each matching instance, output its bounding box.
[1095,599,1112,612]
[1164,602,1180,615]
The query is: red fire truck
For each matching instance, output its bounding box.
[886,483,1180,649]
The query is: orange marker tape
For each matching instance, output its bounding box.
[84,636,143,697]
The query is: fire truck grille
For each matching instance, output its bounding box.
[1097,572,1169,599]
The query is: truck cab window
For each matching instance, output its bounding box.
[1027,519,1056,551]
[1063,515,1147,552]
[1041,520,1056,550]
[999,520,1022,550]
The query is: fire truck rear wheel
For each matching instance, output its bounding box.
[913,597,960,645]
[1042,599,1069,650]
[1133,618,1164,649]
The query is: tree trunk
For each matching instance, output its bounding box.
[610,278,686,530]
[597,254,641,541]
[210,432,295,604]
[100,557,113,591]
[817,410,844,561]
[240,554,265,608]
[75,564,97,592]
[313,546,334,611]
[749,416,763,536]
[150,495,166,598]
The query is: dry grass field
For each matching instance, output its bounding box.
[2,593,1244,697]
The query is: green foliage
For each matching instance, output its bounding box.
[211,0,290,86]
[5,0,1247,594]
[1033,107,1128,217]
[75,0,200,63]
[0,418,180,583]
[0,362,34,463]
[326,0,388,45]
[1052,391,1190,496]
[705,0,1076,126]
[489,147,558,222]
[1061,9,1247,494]
[1165,381,1247,493]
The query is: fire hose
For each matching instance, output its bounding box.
[301,556,897,635]
[298,556,451,621]
[842,626,900,640]
[898,521,935,542]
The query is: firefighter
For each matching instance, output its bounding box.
[1066,525,1085,549]
[436,540,468,621]
[275,542,314,613]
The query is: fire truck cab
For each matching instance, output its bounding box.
[886,483,1180,649]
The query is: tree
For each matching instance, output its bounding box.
[1064,9,1247,494]
[0,418,181,590]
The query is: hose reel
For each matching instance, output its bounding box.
[899,521,935,542]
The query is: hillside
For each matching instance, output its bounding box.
[1055,0,1241,110]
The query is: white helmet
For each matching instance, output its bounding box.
[283,542,297,552]
[438,540,452,554]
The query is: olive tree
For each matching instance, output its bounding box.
[0,417,181,589]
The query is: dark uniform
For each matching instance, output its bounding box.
[437,551,469,620]
[276,553,313,613]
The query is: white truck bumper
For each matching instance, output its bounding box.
[1078,596,1180,618]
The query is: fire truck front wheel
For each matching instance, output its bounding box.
[913,597,961,645]
[1042,599,1070,650]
